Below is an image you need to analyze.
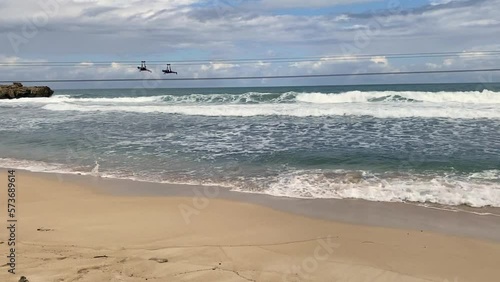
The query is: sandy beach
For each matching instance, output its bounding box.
[1,170,500,282]
[2,0,500,281]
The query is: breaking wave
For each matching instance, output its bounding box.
[40,102,500,119]
[1,90,499,105]
[295,90,500,104]
[1,157,499,207]
[236,170,500,208]
[0,90,493,118]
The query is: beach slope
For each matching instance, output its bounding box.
[1,171,499,282]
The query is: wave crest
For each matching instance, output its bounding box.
[3,89,500,118]
[3,90,499,105]
[236,170,500,208]
[296,90,500,104]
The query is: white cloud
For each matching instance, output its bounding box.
[1,0,500,87]
[258,0,376,9]
[443,59,454,66]
[426,62,440,69]
[459,19,499,27]
[0,56,22,64]
[0,56,46,64]
[430,0,453,6]
[370,56,388,65]
[200,62,240,73]
[334,14,350,22]
[256,61,271,67]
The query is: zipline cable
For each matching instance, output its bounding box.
[1,50,500,67]
[3,68,500,84]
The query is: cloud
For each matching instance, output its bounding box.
[459,19,500,27]
[255,0,376,9]
[370,56,388,65]
[429,0,453,6]
[0,0,499,87]
[201,62,239,71]
[334,14,350,22]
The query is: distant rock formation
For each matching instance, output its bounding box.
[0,82,54,99]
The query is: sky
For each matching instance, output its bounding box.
[0,0,499,89]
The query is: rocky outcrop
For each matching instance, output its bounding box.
[0,82,54,99]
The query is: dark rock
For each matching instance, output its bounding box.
[19,276,29,282]
[0,83,53,99]
[149,257,169,263]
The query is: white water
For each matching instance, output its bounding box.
[2,90,499,207]
[295,90,500,104]
[1,158,499,207]
[239,170,500,208]
[39,102,500,119]
[2,90,498,119]
[1,90,499,104]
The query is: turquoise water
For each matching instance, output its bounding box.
[1,83,499,206]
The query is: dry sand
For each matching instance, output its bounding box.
[1,170,500,282]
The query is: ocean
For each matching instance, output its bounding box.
[1,83,499,207]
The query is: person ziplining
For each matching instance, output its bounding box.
[162,64,177,75]
[137,61,152,73]
[137,61,178,74]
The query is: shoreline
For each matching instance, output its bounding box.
[1,156,498,208]
[22,170,500,242]
[0,169,499,281]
